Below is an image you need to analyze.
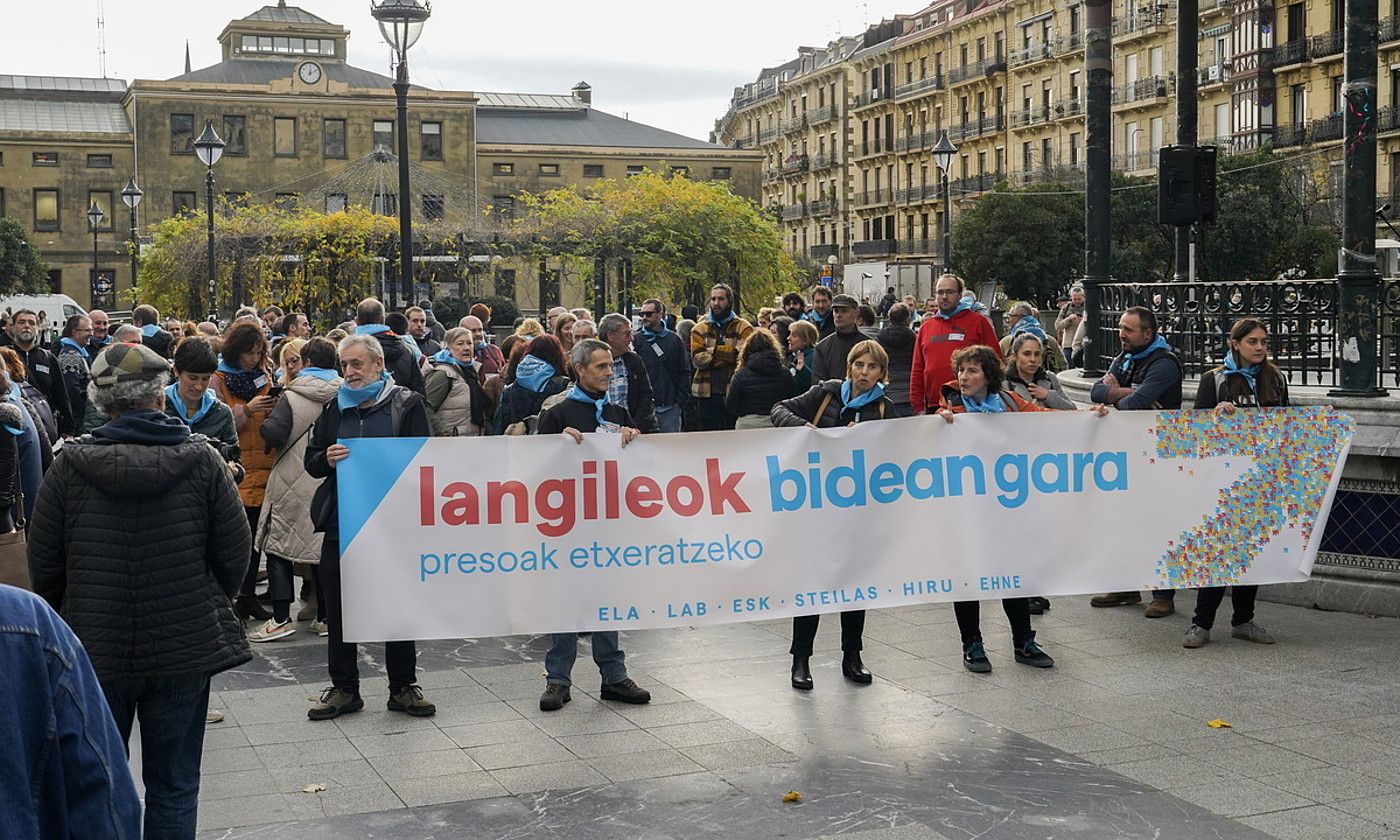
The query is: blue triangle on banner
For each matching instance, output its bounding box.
[338,437,427,551]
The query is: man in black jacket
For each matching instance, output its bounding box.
[352,297,425,394]
[634,299,688,433]
[534,339,651,711]
[28,341,250,839]
[7,308,75,437]
[132,304,174,359]
[304,333,436,721]
[597,312,659,434]
[812,294,866,381]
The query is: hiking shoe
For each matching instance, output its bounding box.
[600,678,651,705]
[310,619,329,636]
[1231,621,1276,644]
[387,685,436,717]
[539,683,571,711]
[1014,634,1055,668]
[1144,598,1176,618]
[248,618,296,643]
[1028,596,1050,615]
[962,640,992,673]
[308,687,363,721]
[1090,591,1142,608]
[1183,625,1210,648]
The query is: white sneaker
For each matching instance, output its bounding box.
[248,618,296,643]
[310,619,329,637]
[206,709,225,724]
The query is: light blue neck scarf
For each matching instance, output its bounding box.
[962,391,1007,413]
[840,379,884,412]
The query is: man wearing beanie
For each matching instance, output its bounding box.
[28,341,251,839]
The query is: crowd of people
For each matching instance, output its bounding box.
[0,279,1288,837]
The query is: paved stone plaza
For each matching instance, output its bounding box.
[174,594,1400,839]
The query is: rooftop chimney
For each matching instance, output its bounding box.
[571,81,592,105]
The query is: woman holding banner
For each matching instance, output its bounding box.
[1183,317,1285,649]
[771,339,893,691]
[935,344,1058,673]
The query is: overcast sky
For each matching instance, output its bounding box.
[4,1,905,141]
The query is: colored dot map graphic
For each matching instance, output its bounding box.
[1150,407,1355,589]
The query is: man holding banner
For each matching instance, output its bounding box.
[303,333,437,722]
[534,338,653,711]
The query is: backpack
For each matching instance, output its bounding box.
[19,382,57,442]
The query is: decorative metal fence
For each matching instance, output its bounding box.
[1092,278,1400,389]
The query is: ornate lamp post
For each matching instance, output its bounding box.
[119,177,143,299]
[371,0,432,308]
[193,120,225,321]
[87,202,104,298]
[932,131,958,272]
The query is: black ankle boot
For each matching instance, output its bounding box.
[235,594,271,622]
[842,651,873,684]
[790,655,813,691]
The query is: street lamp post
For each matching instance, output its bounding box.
[932,131,958,273]
[193,120,225,321]
[120,177,143,300]
[372,0,432,309]
[87,202,104,300]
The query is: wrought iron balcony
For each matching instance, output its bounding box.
[854,188,891,207]
[758,127,778,144]
[1197,62,1231,87]
[779,115,807,134]
[809,153,840,172]
[781,154,809,176]
[852,239,897,258]
[807,198,837,217]
[1053,95,1084,120]
[1310,113,1344,143]
[1010,105,1052,128]
[1380,105,1400,134]
[1310,29,1344,59]
[808,105,837,125]
[854,88,890,109]
[1382,15,1400,43]
[1112,75,1172,107]
[1112,6,1173,41]
[1273,122,1308,148]
[780,203,806,222]
[1008,40,1056,68]
[894,74,944,100]
[1273,39,1309,66]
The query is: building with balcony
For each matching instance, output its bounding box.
[716,0,1382,282]
[2,2,760,310]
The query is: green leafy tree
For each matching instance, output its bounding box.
[514,169,797,316]
[0,217,51,294]
[950,183,1084,302]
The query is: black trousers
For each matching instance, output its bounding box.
[790,610,865,657]
[954,598,1033,645]
[319,535,418,692]
[239,506,261,596]
[266,552,296,622]
[696,396,735,431]
[1192,585,1258,630]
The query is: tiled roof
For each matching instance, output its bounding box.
[0,99,130,134]
[240,4,332,25]
[168,59,405,89]
[476,106,719,150]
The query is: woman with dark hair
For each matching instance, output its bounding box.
[1184,317,1286,649]
[493,335,570,435]
[771,340,893,691]
[213,320,277,622]
[164,337,239,459]
[935,345,1057,673]
[725,330,798,429]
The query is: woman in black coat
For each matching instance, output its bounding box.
[1185,317,1287,650]
[493,335,570,435]
[725,330,799,429]
[770,339,893,691]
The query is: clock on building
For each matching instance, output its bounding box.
[297,62,322,84]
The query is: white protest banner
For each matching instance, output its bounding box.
[336,407,1353,642]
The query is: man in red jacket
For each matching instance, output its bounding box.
[909,273,1001,413]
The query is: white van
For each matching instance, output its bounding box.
[0,294,87,341]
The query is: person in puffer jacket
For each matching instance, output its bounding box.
[28,341,250,840]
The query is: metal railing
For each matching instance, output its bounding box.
[780,204,806,222]
[1380,105,1400,134]
[946,54,1006,86]
[807,198,837,217]
[1008,40,1056,68]
[1274,122,1308,148]
[1011,105,1052,128]
[1274,39,1308,66]
[949,172,1003,195]
[1113,150,1158,171]
[1197,63,1231,86]
[896,131,937,152]
[1113,75,1172,106]
[1112,7,1173,39]
[808,105,837,125]
[854,88,890,109]
[894,74,944,100]
[780,115,807,134]
[899,239,938,256]
[806,243,839,262]
[809,153,840,171]
[853,239,897,258]
[1053,95,1084,119]
[948,114,1005,142]
[763,165,782,183]
[1092,278,1400,389]
[1311,113,1344,143]
[1382,15,1400,42]
[1310,29,1345,58]
[781,154,809,175]
[854,187,891,207]
[758,127,778,143]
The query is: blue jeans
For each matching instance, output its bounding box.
[654,404,682,433]
[101,673,210,840]
[545,632,627,687]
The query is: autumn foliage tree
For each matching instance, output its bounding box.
[514,170,796,316]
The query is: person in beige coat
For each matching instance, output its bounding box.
[250,338,342,641]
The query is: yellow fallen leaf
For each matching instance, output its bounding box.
[782,790,803,803]
[1206,719,1232,729]
[301,783,328,793]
